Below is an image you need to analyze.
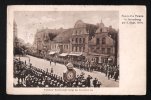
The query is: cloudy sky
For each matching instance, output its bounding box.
[14,11,119,44]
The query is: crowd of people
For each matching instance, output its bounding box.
[28,53,119,82]
[14,58,102,87]
[49,56,119,81]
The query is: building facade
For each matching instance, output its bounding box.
[32,19,118,64]
[89,21,116,63]
[51,29,73,54]
[70,20,97,55]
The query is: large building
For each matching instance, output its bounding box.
[88,21,116,63]
[32,28,66,55]
[70,20,97,55]
[70,20,116,64]
[32,19,118,64]
[52,29,73,53]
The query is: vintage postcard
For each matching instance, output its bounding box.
[7,5,146,95]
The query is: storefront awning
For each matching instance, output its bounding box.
[89,52,109,57]
[59,53,68,57]
[49,51,56,55]
[69,52,83,56]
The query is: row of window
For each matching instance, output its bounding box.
[51,45,58,49]
[63,45,69,49]
[96,37,106,45]
[72,38,85,44]
[72,30,85,35]
[102,48,111,54]
[72,46,85,52]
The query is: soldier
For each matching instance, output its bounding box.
[110,66,114,78]
[50,59,52,66]
[93,78,98,87]
[54,59,56,65]
[15,81,24,87]
[51,67,53,73]
[114,68,119,81]
[86,75,92,87]
[20,72,25,84]
[96,81,102,87]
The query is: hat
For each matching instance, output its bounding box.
[66,62,74,69]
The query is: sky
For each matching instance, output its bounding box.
[14,11,119,44]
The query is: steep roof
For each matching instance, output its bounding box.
[53,28,74,43]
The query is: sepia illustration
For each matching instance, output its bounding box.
[13,11,119,88]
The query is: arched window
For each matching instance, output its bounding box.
[102,37,106,44]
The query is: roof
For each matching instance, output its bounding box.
[74,20,86,28]
[89,33,115,46]
[53,28,73,43]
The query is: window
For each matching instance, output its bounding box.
[66,45,68,49]
[83,38,85,43]
[96,46,100,49]
[72,38,74,42]
[79,47,81,52]
[76,38,78,43]
[72,46,74,51]
[77,47,79,52]
[79,38,82,43]
[96,38,100,45]
[102,48,105,54]
[75,47,77,52]
[74,47,76,52]
[107,48,111,54]
[102,37,106,44]
[83,46,85,52]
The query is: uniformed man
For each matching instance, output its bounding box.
[86,75,92,87]
[93,78,98,87]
